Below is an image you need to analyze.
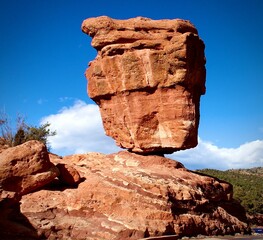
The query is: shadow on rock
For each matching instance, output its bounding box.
[0,201,39,240]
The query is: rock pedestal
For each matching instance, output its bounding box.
[0,133,250,239]
[82,16,206,154]
[20,152,250,239]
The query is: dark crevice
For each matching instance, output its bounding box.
[92,86,159,103]
[42,177,86,192]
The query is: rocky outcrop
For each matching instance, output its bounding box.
[0,140,59,196]
[0,141,60,240]
[0,16,252,240]
[56,163,81,186]
[0,142,250,239]
[82,16,206,154]
[20,151,249,239]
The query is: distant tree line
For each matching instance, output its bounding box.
[196,168,263,215]
[0,111,56,151]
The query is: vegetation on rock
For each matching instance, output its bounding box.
[0,111,56,150]
[196,167,263,215]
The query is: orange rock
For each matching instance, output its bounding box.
[0,140,59,195]
[0,141,59,239]
[82,16,206,154]
[20,151,249,239]
[56,163,81,186]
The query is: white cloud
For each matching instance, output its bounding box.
[169,138,263,170]
[40,100,120,156]
[41,100,263,170]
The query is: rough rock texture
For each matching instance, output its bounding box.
[56,163,81,186]
[20,151,249,239]
[0,141,59,240]
[0,140,59,195]
[82,16,206,154]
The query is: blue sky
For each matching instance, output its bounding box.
[1,0,263,169]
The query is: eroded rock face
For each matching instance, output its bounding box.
[20,151,249,239]
[0,141,59,240]
[82,16,206,153]
[0,140,59,195]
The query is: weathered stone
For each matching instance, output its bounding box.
[56,163,81,186]
[0,140,59,240]
[0,200,39,240]
[20,151,249,239]
[0,140,59,196]
[82,16,206,153]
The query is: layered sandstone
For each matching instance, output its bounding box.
[0,141,250,239]
[20,151,249,239]
[82,16,206,153]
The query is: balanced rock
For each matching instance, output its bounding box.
[82,16,206,154]
[20,151,249,239]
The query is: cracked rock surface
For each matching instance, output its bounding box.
[20,151,249,239]
[82,16,206,154]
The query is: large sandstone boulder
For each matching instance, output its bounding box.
[0,140,59,240]
[0,140,59,196]
[82,16,206,154]
[20,151,249,239]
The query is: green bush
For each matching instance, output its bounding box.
[13,128,26,146]
[0,111,56,151]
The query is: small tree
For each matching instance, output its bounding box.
[0,111,56,151]
[13,113,27,146]
[24,123,56,150]
[13,128,26,146]
[0,111,13,146]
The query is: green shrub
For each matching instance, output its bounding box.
[13,128,26,146]
[0,111,56,151]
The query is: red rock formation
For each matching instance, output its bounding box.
[0,140,59,195]
[56,163,81,186]
[20,151,249,239]
[0,17,252,240]
[0,141,59,240]
[82,16,206,154]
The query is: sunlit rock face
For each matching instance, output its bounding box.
[0,140,59,195]
[82,16,206,154]
[20,152,250,239]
